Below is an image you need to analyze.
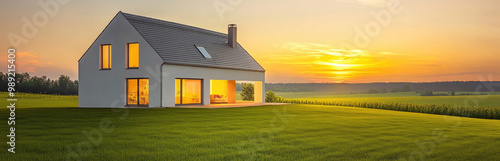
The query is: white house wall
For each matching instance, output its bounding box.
[78,13,163,107]
[162,64,265,107]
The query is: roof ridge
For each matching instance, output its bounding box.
[121,12,227,38]
[114,11,265,72]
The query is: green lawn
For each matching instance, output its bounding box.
[1,93,499,160]
[275,92,500,108]
[1,106,499,160]
[1,92,78,108]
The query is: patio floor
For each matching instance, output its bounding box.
[172,101,290,108]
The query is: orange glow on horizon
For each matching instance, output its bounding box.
[257,42,478,83]
[1,0,499,83]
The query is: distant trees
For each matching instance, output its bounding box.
[0,72,78,95]
[236,83,243,91]
[401,85,412,92]
[390,87,401,93]
[421,89,434,96]
[390,85,412,93]
[367,89,380,94]
[364,85,411,94]
[240,83,254,101]
[263,82,492,93]
[419,90,487,97]
[263,83,313,92]
[57,75,78,95]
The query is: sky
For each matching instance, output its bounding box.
[1,0,499,83]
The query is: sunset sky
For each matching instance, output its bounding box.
[1,0,499,83]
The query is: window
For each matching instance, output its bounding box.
[101,44,111,69]
[195,45,212,59]
[127,43,139,68]
[138,79,149,105]
[175,78,202,105]
[175,79,181,104]
[127,79,138,105]
[127,78,149,106]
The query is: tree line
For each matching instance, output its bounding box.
[0,72,78,95]
[367,85,412,94]
[266,82,500,93]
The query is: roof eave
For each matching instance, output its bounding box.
[162,62,266,72]
[78,11,123,62]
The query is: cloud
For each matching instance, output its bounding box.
[0,51,53,73]
[0,51,77,80]
[424,72,490,78]
[335,0,389,6]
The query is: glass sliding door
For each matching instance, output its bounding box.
[175,78,202,105]
[127,79,138,105]
[182,79,202,104]
[127,78,149,106]
[175,79,181,104]
[138,79,149,105]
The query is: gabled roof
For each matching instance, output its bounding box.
[121,12,265,72]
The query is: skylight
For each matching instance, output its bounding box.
[195,45,212,59]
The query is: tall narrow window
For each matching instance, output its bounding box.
[101,44,111,69]
[175,79,181,104]
[127,79,138,105]
[127,43,139,68]
[127,78,149,106]
[138,79,149,105]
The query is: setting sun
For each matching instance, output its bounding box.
[1,0,498,83]
[1,1,499,160]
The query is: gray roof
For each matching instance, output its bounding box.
[121,12,265,72]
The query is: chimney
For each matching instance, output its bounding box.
[228,24,237,49]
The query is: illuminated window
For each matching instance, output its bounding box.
[175,78,202,105]
[183,79,202,104]
[210,80,227,103]
[127,78,149,106]
[127,79,137,105]
[139,79,149,105]
[127,43,139,68]
[175,79,181,104]
[101,44,111,69]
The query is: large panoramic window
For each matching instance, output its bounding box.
[127,43,139,68]
[127,78,149,106]
[101,44,111,69]
[175,78,202,105]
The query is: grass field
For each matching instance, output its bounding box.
[1,104,499,160]
[1,92,78,108]
[1,92,499,160]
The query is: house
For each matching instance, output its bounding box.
[78,11,265,107]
